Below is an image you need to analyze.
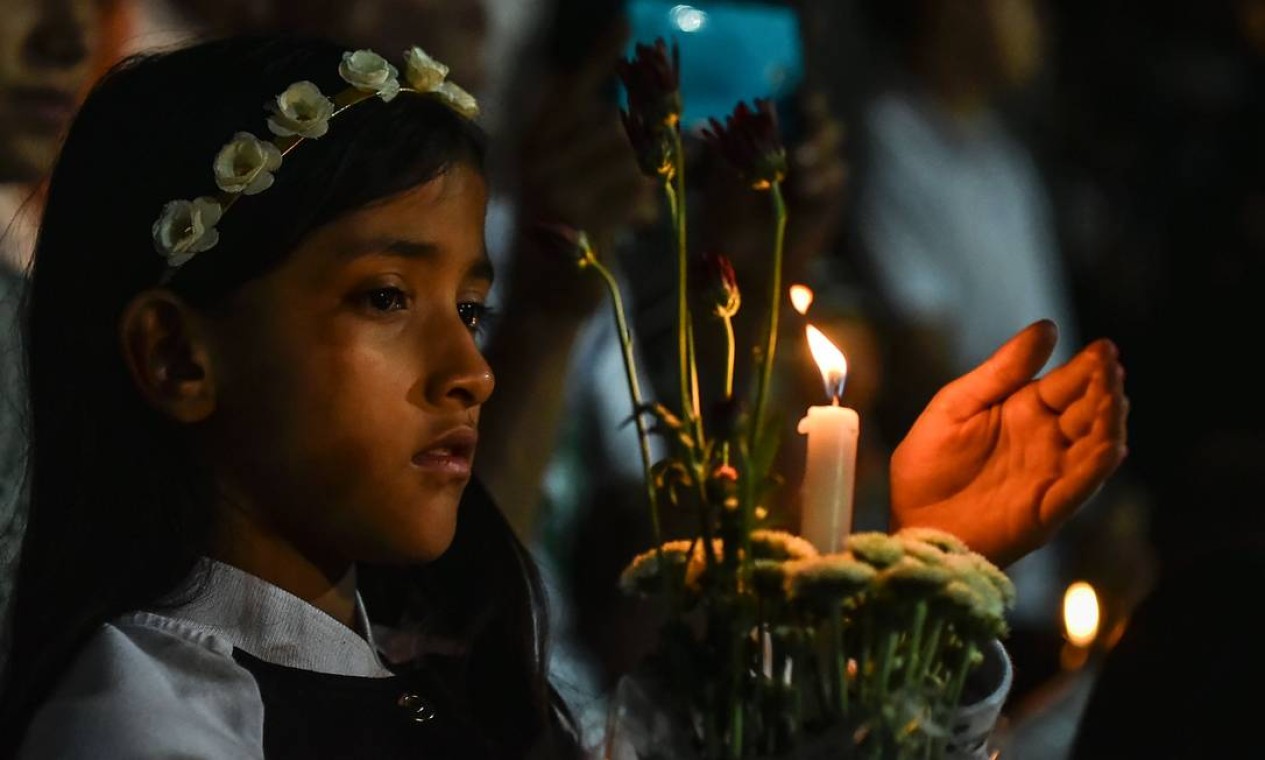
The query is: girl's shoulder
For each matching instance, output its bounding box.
[18,611,265,759]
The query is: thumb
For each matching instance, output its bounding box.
[933,319,1059,418]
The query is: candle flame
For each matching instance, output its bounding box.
[806,324,847,401]
[1063,581,1100,647]
[789,284,814,315]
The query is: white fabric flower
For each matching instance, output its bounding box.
[432,81,479,119]
[403,45,448,92]
[267,81,336,139]
[339,49,401,102]
[152,197,223,267]
[213,132,283,195]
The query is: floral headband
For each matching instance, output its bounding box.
[151,46,479,283]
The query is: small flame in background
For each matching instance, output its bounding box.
[805,324,847,401]
[790,284,814,315]
[1063,581,1101,648]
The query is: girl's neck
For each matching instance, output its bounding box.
[210,501,359,629]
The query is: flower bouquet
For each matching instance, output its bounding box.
[555,39,1017,759]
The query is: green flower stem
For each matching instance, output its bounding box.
[664,127,702,445]
[584,255,663,554]
[947,641,979,715]
[811,624,832,720]
[919,618,945,687]
[720,313,736,466]
[905,601,928,691]
[877,631,899,702]
[749,180,788,456]
[831,605,848,717]
[688,321,704,444]
[790,640,805,744]
[662,179,691,427]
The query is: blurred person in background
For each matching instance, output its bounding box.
[0,0,131,659]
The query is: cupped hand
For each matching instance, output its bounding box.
[889,320,1129,567]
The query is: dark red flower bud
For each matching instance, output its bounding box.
[701,99,788,190]
[620,109,675,180]
[698,251,740,318]
[616,38,682,129]
[530,222,593,268]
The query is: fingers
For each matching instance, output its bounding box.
[934,319,1059,418]
[1039,438,1127,527]
[1044,339,1127,442]
[1037,337,1118,410]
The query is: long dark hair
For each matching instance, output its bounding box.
[0,34,576,757]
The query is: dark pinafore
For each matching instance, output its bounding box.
[232,648,499,759]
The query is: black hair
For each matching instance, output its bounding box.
[0,34,578,757]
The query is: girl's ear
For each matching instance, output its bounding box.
[119,289,218,423]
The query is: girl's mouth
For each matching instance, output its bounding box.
[412,427,477,476]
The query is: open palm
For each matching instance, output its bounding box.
[890,320,1129,567]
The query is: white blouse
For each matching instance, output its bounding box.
[18,559,391,759]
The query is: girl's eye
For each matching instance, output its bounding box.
[457,301,495,333]
[362,287,409,313]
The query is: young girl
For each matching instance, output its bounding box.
[0,30,1127,760]
[0,34,579,758]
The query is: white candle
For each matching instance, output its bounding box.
[797,325,859,554]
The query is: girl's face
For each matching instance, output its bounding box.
[202,163,494,568]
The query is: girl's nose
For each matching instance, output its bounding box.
[426,325,495,410]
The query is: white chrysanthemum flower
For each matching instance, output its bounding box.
[845,532,905,568]
[962,551,1016,610]
[619,540,693,596]
[339,49,401,102]
[403,45,449,91]
[939,577,1006,635]
[432,80,479,119]
[942,557,1007,635]
[267,81,336,139]
[213,132,283,196]
[898,535,948,566]
[750,529,819,561]
[784,553,876,604]
[152,197,223,266]
[751,559,788,598]
[897,526,970,555]
[878,555,953,599]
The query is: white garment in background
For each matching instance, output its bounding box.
[857,90,1077,373]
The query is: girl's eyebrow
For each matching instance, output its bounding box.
[343,238,438,260]
[343,237,494,283]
